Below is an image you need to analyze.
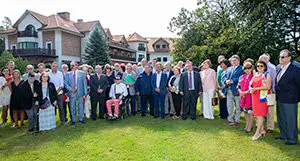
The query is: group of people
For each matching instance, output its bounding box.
[0,49,299,145]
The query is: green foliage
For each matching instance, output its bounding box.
[0,50,28,74]
[83,27,111,67]
[169,0,300,67]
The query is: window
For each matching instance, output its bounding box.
[18,42,38,49]
[162,44,167,48]
[163,57,168,62]
[11,44,16,50]
[157,57,161,62]
[25,25,36,35]
[138,54,145,59]
[156,44,160,49]
[46,42,52,55]
[138,44,145,51]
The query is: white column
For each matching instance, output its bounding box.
[38,31,43,48]
[4,36,8,50]
[55,30,62,69]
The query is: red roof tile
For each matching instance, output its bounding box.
[127,32,148,42]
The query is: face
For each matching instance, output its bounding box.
[177,62,183,68]
[114,64,120,70]
[218,56,225,64]
[256,63,265,73]
[174,68,180,75]
[51,63,58,72]
[2,69,9,76]
[243,66,252,75]
[70,62,78,70]
[115,78,121,84]
[186,63,193,71]
[231,58,239,67]
[166,64,171,71]
[95,66,102,74]
[141,59,146,66]
[38,65,45,73]
[13,72,20,80]
[133,65,137,71]
[155,64,161,72]
[62,66,68,73]
[152,60,157,66]
[28,76,35,83]
[41,73,49,82]
[26,66,33,73]
[8,62,14,69]
[145,66,150,73]
[279,52,291,65]
[220,63,227,69]
[203,62,209,69]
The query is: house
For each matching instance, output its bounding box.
[104,28,136,64]
[0,10,136,67]
[146,37,174,63]
[126,32,148,62]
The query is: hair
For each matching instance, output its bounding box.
[70,60,78,66]
[104,64,111,70]
[231,55,240,61]
[173,66,181,74]
[243,58,254,65]
[26,64,34,70]
[280,49,292,57]
[7,60,15,66]
[243,62,254,71]
[61,64,68,69]
[37,63,45,68]
[152,58,157,61]
[203,59,212,68]
[220,59,231,67]
[1,66,9,75]
[164,61,171,68]
[156,62,162,67]
[12,70,21,80]
[40,72,50,82]
[51,62,58,66]
[255,61,268,72]
[120,64,126,72]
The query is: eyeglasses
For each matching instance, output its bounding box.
[106,68,111,70]
[279,56,289,59]
[243,67,252,70]
[256,65,264,68]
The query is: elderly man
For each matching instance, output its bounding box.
[122,64,137,116]
[48,62,66,125]
[275,49,300,145]
[22,65,35,81]
[61,64,69,122]
[114,63,120,77]
[164,61,175,116]
[36,63,46,81]
[259,54,276,133]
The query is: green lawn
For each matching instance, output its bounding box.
[0,104,300,161]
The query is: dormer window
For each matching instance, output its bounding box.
[156,44,160,49]
[162,44,167,48]
[25,25,36,36]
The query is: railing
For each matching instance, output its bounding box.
[110,53,136,62]
[138,46,146,51]
[18,31,38,37]
[8,48,56,57]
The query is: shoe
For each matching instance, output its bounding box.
[182,117,187,120]
[170,114,174,117]
[0,123,5,128]
[71,122,76,126]
[285,142,297,145]
[233,122,239,127]
[244,129,251,133]
[141,114,146,117]
[191,118,196,120]
[266,130,273,134]
[79,121,86,124]
[154,116,159,118]
[251,133,265,140]
[20,124,25,128]
[92,118,96,121]
[229,122,235,126]
[275,137,286,141]
[225,121,233,125]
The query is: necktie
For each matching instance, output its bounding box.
[189,72,192,89]
[30,83,33,93]
[73,71,76,89]
[277,69,282,82]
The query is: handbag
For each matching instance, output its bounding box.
[266,94,276,106]
[40,86,50,109]
[212,97,218,106]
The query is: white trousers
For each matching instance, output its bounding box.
[203,89,215,119]
[84,95,91,119]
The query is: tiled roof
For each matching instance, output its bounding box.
[0,28,17,34]
[145,37,175,53]
[74,21,98,33]
[112,35,125,42]
[127,32,148,42]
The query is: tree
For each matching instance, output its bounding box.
[83,27,110,67]
[0,50,28,74]
[0,17,13,54]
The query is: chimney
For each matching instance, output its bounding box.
[57,12,70,21]
[77,19,83,23]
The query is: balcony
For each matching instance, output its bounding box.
[18,31,38,37]
[110,53,136,62]
[8,48,57,57]
[138,46,145,51]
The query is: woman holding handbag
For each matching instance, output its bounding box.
[249,61,272,140]
[201,59,217,120]
[168,66,182,119]
[37,72,58,131]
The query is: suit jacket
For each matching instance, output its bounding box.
[20,80,39,110]
[275,61,300,103]
[64,70,88,97]
[122,72,137,96]
[36,82,58,106]
[223,65,244,96]
[179,70,203,95]
[151,71,168,95]
[164,70,174,84]
[89,73,109,98]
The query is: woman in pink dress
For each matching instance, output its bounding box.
[237,62,253,133]
[249,61,272,140]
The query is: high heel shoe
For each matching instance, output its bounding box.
[251,132,265,140]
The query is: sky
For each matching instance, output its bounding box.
[0,0,198,38]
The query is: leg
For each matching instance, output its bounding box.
[164,93,169,115]
[276,101,287,139]
[63,100,68,122]
[25,108,34,131]
[57,94,65,124]
[141,95,147,115]
[77,96,84,122]
[226,90,234,122]
[99,98,106,119]
[234,96,241,123]
[160,94,166,118]
[69,97,77,123]
[253,116,264,138]
[153,94,159,117]
[267,105,274,131]
[1,106,8,124]
[13,110,18,126]
[84,95,91,119]
[190,91,197,120]
[113,99,121,116]
[244,113,249,131]
[284,103,298,144]
[90,97,97,120]
[203,92,209,118]
[182,94,190,119]
[168,91,175,115]
[106,99,114,115]
[149,94,154,116]
[19,110,25,125]
[130,95,136,115]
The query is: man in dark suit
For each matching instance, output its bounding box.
[151,62,168,119]
[21,72,39,133]
[275,49,300,145]
[89,65,109,120]
[179,62,203,120]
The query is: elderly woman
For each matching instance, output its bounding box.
[164,61,174,116]
[201,59,217,120]
[249,61,272,140]
[237,62,254,133]
[37,72,58,131]
[168,66,181,119]
[122,63,137,116]
[81,65,91,119]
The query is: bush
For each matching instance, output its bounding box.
[0,50,29,74]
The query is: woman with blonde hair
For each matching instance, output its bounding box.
[10,70,24,128]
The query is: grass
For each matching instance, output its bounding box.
[0,103,300,161]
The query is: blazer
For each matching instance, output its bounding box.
[164,70,174,84]
[135,71,152,95]
[64,70,88,98]
[36,82,58,106]
[179,70,203,95]
[151,71,168,95]
[20,80,39,110]
[122,72,137,96]
[89,73,109,98]
[275,61,300,103]
[223,65,244,96]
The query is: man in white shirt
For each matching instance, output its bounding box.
[106,75,128,119]
[48,62,66,125]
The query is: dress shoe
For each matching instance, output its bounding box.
[71,122,76,126]
[274,137,285,141]
[182,117,187,120]
[233,122,239,126]
[191,118,196,120]
[225,121,233,125]
[154,116,159,118]
[266,130,273,134]
[79,121,86,124]
[141,114,146,117]
[285,142,297,145]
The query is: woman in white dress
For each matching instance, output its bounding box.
[82,65,91,119]
[0,66,13,127]
[37,72,58,131]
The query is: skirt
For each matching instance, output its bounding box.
[39,105,56,131]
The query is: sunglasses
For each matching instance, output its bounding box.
[106,68,111,70]
[256,65,264,68]
[279,56,289,59]
[243,67,252,70]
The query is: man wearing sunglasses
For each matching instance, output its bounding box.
[275,49,300,145]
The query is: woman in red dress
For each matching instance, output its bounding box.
[249,61,272,140]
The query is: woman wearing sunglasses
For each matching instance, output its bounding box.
[249,61,272,140]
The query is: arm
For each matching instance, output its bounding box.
[198,73,203,93]
[135,77,140,93]
[82,73,88,95]
[109,84,114,98]
[122,84,128,97]
[102,76,109,92]
[253,74,272,91]
[63,73,72,91]
[231,68,244,84]
[179,73,184,93]
[89,75,97,93]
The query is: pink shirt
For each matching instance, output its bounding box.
[201,68,216,92]
[238,74,253,108]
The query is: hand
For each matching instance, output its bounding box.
[240,91,245,97]
[180,92,184,96]
[35,101,39,106]
[198,92,203,96]
[97,88,103,93]
[71,89,77,93]
[126,83,131,86]
[119,95,123,100]
[136,92,140,96]
[53,101,57,107]
[155,88,160,93]
[57,87,62,94]
[33,92,38,97]
[249,88,256,94]
[82,95,87,102]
